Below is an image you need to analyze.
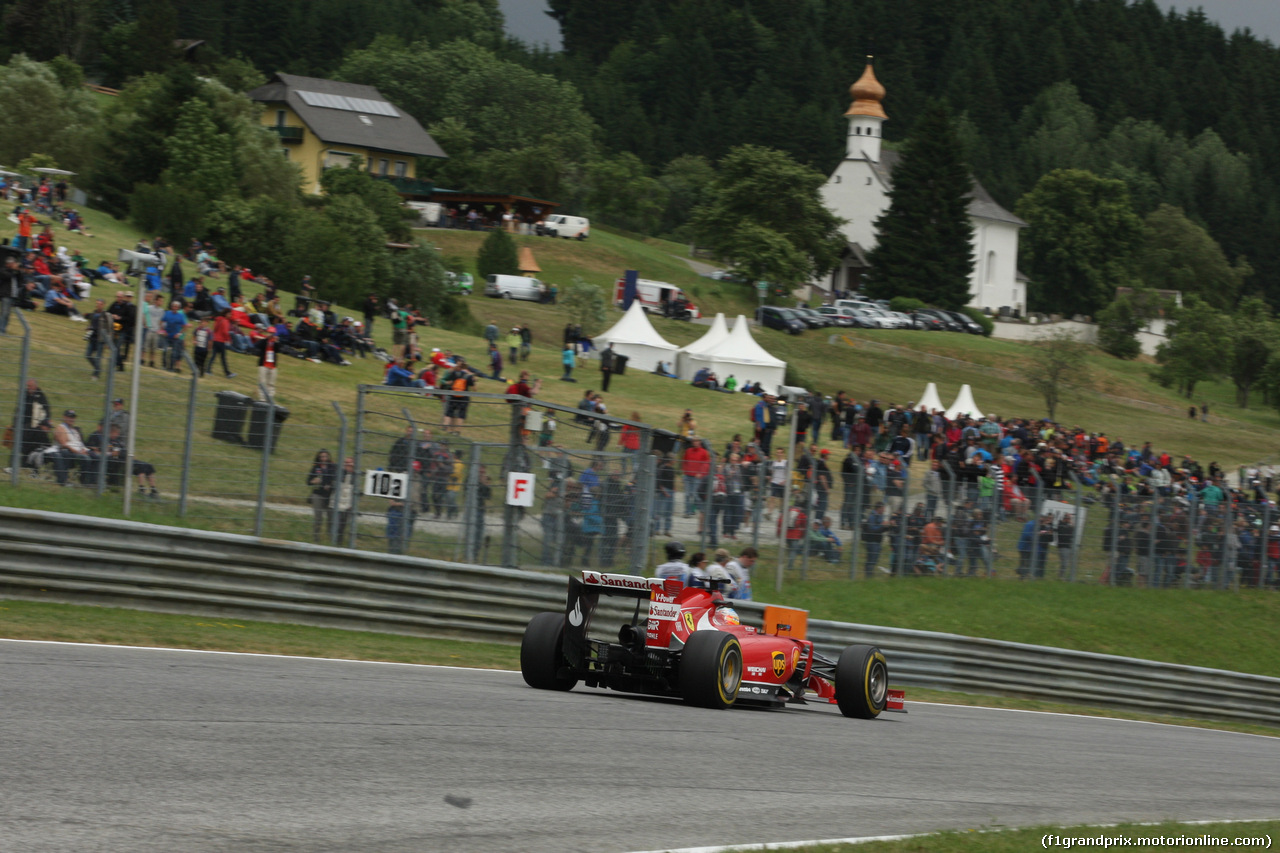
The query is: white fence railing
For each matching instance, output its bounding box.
[1,507,1277,725]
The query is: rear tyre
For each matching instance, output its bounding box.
[835,644,888,719]
[680,631,743,709]
[521,612,577,691]
[502,291,512,299]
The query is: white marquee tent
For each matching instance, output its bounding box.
[915,382,944,413]
[682,315,787,393]
[592,301,679,373]
[675,313,729,379]
[945,384,982,421]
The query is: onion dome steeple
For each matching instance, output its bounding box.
[844,57,887,161]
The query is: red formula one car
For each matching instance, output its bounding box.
[520,571,904,717]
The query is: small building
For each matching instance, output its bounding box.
[248,73,447,196]
[817,60,1027,315]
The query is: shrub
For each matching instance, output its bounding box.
[961,306,994,337]
[475,228,518,280]
[889,296,927,313]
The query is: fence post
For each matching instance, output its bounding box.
[747,450,757,550]
[1221,496,1234,591]
[94,333,120,491]
[329,401,347,547]
[941,461,957,576]
[349,386,367,550]
[400,406,418,557]
[628,429,654,574]
[848,454,865,580]
[497,395,528,569]
[1185,497,1197,590]
[776,407,800,593]
[9,310,31,487]
[1146,489,1159,588]
[177,349,198,515]
[799,457,814,581]
[699,447,716,555]
[253,382,274,537]
[1261,501,1271,590]
[895,466,911,577]
[462,442,482,563]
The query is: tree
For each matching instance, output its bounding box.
[1151,296,1230,399]
[1095,294,1144,360]
[690,144,842,295]
[1015,169,1144,317]
[475,228,518,280]
[1226,297,1275,409]
[657,154,716,239]
[386,243,474,332]
[560,276,608,336]
[585,152,668,235]
[320,159,413,241]
[863,102,975,311]
[164,98,236,201]
[1137,204,1250,310]
[1019,328,1092,422]
[0,55,97,172]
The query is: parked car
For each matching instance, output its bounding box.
[756,306,806,335]
[910,311,945,331]
[817,306,856,327]
[484,274,544,301]
[792,307,833,328]
[844,307,891,328]
[941,309,986,334]
[445,271,474,295]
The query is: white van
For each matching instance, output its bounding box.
[484,274,545,301]
[543,214,589,240]
[405,201,442,226]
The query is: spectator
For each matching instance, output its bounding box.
[560,342,576,382]
[725,547,756,599]
[862,502,886,577]
[43,277,85,321]
[505,327,521,364]
[161,300,189,373]
[519,324,532,361]
[682,438,711,517]
[141,292,163,367]
[50,409,95,486]
[334,457,357,544]
[256,327,280,402]
[109,290,137,371]
[84,299,111,380]
[209,310,236,377]
[307,449,337,543]
[191,317,212,377]
[487,342,503,380]
[600,344,617,392]
[442,358,475,432]
[108,398,130,445]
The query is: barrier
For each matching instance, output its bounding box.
[1,507,1277,725]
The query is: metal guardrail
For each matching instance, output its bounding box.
[1,507,1277,726]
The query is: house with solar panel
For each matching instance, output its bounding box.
[248,73,447,197]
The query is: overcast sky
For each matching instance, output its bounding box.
[496,1,1280,51]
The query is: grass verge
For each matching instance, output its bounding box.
[782,821,1280,852]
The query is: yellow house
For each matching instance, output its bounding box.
[248,72,447,196]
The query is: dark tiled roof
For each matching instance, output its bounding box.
[854,148,1025,227]
[249,73,447,159]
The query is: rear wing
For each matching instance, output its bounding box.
[580,571,668,597]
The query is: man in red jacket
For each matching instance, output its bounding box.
[682,438,711,517]
[209,311,236,377]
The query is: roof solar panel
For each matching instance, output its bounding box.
[297,90,399,117]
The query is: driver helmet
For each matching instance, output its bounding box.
[664,540,686,561]
[716,606,741,626]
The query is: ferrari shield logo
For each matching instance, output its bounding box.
[683,612,696,633]
[772,651,787,678]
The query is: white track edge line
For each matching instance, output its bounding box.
[624,818,1280,853]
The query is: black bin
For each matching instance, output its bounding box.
[246,401,290,452]
[613,353,629,375]
[212,391,251,443]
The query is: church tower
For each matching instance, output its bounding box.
[845,58,887,162]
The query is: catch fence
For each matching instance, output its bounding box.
[2,315,1275,590]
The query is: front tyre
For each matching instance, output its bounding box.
[680,631,743,709]
[521,612,577,691]
[835,644,888,719]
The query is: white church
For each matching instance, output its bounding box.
[817,60,1028,316]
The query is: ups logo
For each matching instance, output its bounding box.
[772,651,787,678]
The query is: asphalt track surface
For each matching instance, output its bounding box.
[4,640,1279,853]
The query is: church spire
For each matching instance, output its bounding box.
[844,57,887,161]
